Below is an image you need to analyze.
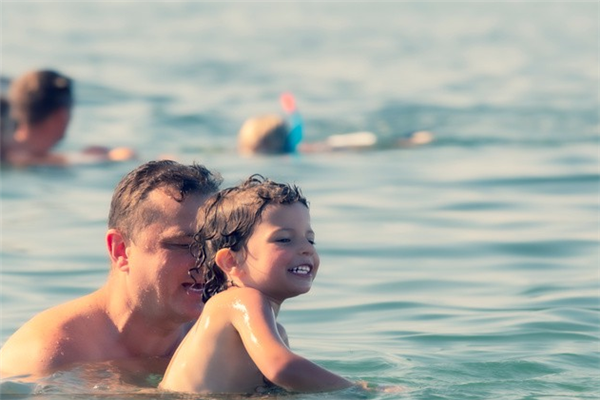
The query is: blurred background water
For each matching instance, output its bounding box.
[1,2,598,399]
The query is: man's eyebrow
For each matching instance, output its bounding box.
[161,231,195,240]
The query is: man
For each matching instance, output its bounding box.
[0,160,222,378]
[2,69,135,167]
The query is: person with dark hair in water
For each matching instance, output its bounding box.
[2,69,135,167]
[0,160,222,379]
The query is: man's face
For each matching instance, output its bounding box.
[125,190,208,325]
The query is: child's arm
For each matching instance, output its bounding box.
[231,288,354,393]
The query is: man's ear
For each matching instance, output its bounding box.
[107,229,129,272]
[215,248,240,276]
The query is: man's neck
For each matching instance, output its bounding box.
[98,285,188,359]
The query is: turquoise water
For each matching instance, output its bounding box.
[1,2,599,399]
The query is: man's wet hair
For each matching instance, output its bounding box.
[108,160,223,242]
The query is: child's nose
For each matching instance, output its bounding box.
[300,240,315,254]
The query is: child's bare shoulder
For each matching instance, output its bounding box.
[217,287,267,301]
[208,287,271,311]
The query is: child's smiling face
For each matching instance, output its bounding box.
[236,202,319,302]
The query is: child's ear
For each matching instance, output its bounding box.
[215,248,238,275]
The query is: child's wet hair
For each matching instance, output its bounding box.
[190,174,308,302]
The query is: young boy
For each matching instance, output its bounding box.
[159,175,354,394]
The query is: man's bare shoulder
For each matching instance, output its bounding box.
[29,291,105,333]
[0,291,107,377]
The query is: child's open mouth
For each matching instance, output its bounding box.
[288,265,312,275]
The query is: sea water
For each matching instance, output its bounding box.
[1,2,598,399]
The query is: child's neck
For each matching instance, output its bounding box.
[266,297,282,317]
[230,286,284,317]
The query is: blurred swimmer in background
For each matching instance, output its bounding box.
[237,92,434,156]
[1,69,136,167]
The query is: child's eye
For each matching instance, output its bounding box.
[308,239,316,245]
[276,238,291,243]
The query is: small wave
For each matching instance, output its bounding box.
[0,379,36,396]
[465,173,599,188]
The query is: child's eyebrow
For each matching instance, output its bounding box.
[271,227,315,235]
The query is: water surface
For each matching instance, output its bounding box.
[1,2,598,399]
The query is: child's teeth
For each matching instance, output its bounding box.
[290,266,310,274]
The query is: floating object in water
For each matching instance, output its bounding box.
[280,92,303,153]
[326,131,377,149]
